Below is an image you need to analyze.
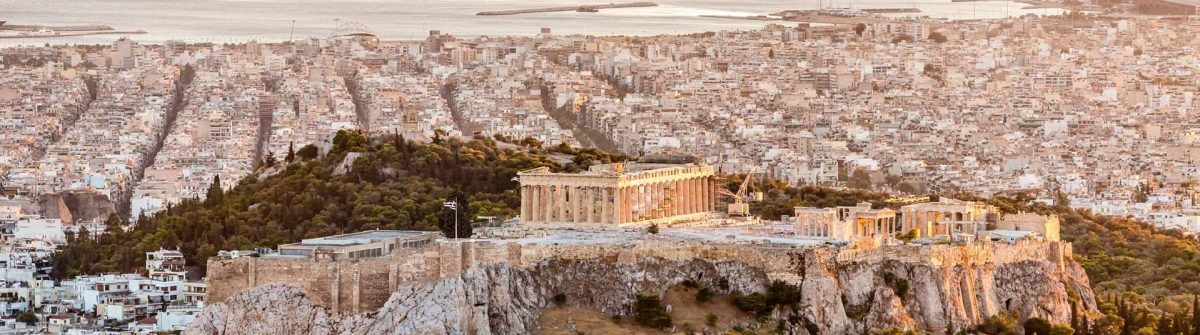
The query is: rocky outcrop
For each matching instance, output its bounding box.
[188,243,1096,335]
[37,190,115,224]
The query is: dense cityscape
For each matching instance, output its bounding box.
[1,3,1200,334]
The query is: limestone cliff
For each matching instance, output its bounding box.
[188,242,1096,335]
[37,190,115,224]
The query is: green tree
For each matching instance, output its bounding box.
[519,136,543,149]
[15,311,36,325]
[438,190,474,239]
[872,328,917,335]
[1094,314,1124,335]
[1191,295,1200,335]
[1025,317,1053,335]
[928,31,948,43]
[847,168,873,190]
[286,141,295,162]
[633,293,672,328]
[895,229,919,244]
[733,292,768,315]
[264,150,277,167]
[647,223,660,234]
[974,313,1019,335]
[331,129,369,155]
[296,144,319,160]
[696,287,714,303]
[1049,325,1075,335]
[205,175,223,207]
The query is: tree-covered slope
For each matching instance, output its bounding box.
[50,131,624,278]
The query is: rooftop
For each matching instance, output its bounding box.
[292,230,436,247]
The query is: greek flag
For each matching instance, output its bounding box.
[443,201,457,210]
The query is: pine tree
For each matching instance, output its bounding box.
[285,141,295,162]
[1071,300,1080,331]
[265,150,277,167]
[438,191,473,239]
[1155,313,1172,335]
[205,175,223,207]
[1190,295,1200,335]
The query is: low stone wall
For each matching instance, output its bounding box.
[205,237,1071,315]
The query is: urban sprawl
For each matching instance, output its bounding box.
[0,11,1199,333]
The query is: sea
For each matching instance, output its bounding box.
[0,0,1062,46]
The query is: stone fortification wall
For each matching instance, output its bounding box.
[205,237,1071,315]
[837,239,1070,267]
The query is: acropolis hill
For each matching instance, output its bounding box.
[193,227,1095,334]
[191,163,1095,335]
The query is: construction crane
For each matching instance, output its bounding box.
[718,174,764,217]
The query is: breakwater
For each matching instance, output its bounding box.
[476,2,657,16]
[863,7,922,13]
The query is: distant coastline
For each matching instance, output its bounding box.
[476,2,658,16]
[0,23,146,39]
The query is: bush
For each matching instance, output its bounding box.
[974,313,1019,335]
[1049,325,1075,335]
[928,31,948,43]
[681,279,699,289]
[895,229,918,244]
[733,292,768,315]
[1023,317,1052,335]
[765,280,803,307]
[15,311,36,325]
[633,293,672,328]
[696,287,715,303]
[705,313,719,327]
[296,144,319,160]
[872,328,917,335]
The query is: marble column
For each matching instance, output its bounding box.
[680,179,689,215]
[681,178,691,214]
[691,178,700,212]
[628,186,636,222]
[530,185,541,223]
[600,187,610,224]
[544,185,555,223]
[521,186,530,223]
[571,187,580,224]
[585,187,595,224]
[613,187,623,225]
[655,183,662,219]
[632,186,641,222]
[701,178,711,212]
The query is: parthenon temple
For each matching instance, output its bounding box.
[517,163,717,226]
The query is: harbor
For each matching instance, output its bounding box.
[476,2,658,16]
[0,23,147,39]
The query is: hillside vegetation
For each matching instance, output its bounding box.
[50,131,624,278]
[48,132,1200,334]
